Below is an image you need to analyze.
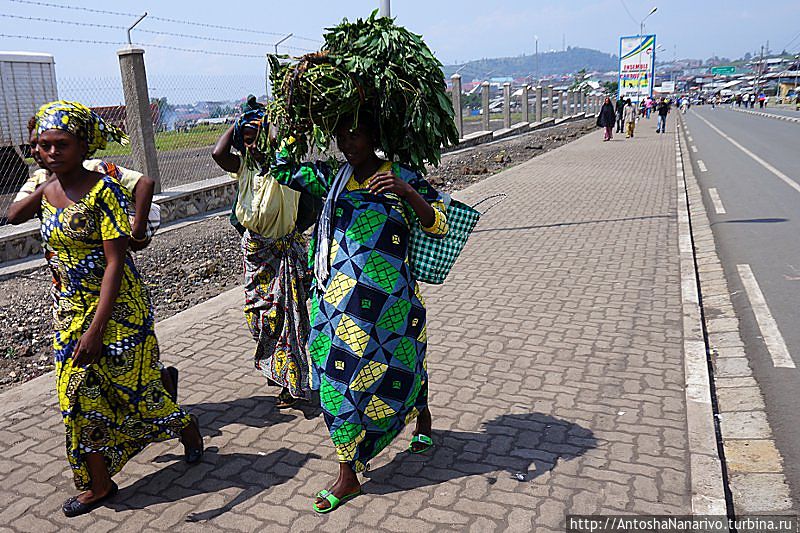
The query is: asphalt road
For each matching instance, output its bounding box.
[683,106,800,507]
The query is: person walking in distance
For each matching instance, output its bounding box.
[597,96,616,141]
[623,99,636,138]
[655,97,670,134]
[615,96,625,134]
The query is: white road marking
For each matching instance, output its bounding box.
[691,145,698,153]
[708,188,726,214]
[694,112,800,195]
[688,135,694,142]
[737,264,796,368]
[697,160,708,172]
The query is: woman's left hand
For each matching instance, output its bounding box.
[72,326,104,367]
[369,171,413,198]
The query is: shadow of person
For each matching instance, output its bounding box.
[109,447,319,522]
[363,413,596,495]
[182,395,298,438]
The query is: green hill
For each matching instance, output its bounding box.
[443,47,618,80]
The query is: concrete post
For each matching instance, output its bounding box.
[546,86,554,118]
[567,91,573,116]
[502,82,511,129]
[521,85,530,124]
[580,91,585,114]
[481,81,491,132]
[556,90,564,118]
[535,86,543,123]
[117,47,161,192]
[451,74,463,139]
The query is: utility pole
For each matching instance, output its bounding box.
[534,35,539,85]
[380,0,391,17]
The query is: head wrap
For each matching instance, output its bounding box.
[35,100,128,158]
[231,107,266,153]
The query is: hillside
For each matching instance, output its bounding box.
[443,47,618,80]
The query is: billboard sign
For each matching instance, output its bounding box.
[660,81,675,93]
[618,34,656,103]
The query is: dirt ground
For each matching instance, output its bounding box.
[0,118,594,390]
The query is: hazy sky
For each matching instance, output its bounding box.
[1,0,798,94]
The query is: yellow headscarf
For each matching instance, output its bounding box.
[35,100,129,158]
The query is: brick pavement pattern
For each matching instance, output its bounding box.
[0,124,689,532]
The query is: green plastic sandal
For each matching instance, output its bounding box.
[313,489,361,514]
[408,434,434,454]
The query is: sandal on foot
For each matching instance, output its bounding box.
[408,434,434,454]
[313,488,361,514]
[183,414,204,464]
[62,482,118,517]
[276,389,298,409]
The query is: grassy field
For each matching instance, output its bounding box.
[92,124,229,158]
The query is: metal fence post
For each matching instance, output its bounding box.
[481,81,490,132]
[451,74,463,139]
[522,85,530,124]
[502,82,511,129]
[546,86,554,118]
[117,46,161,192]
[535,86,543,123]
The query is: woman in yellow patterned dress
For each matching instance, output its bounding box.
[34,101,204,518]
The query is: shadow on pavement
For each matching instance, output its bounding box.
[473,214,675,234]
[109,447,319,521]
[363,413,596,495]
[183,395,298,438]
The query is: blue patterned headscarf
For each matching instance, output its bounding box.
[35,100,128,158]
[232,108,265,153]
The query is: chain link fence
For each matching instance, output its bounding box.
[0,73,266,222]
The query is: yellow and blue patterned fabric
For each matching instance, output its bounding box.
[41,176,190,490]
[35,100,128,158]
[271,158,448,472]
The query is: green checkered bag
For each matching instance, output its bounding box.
[408,194,482,285]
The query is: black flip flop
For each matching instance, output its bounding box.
[62,481,118,517]
[183,414,204,464]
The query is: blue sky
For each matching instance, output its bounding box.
[1,0,798,101]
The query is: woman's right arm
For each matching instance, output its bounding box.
[212,125,242,173]
[6,174,52,224]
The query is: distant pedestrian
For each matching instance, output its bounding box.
[597,96,616,141]
[645,96,654,118]
[656,97,670,133]
[33,100,203,518]
[615,97,625,133]
[623,99,637,138]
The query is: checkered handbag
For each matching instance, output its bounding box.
[408,194,481,285]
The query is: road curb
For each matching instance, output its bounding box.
[676,115,794,514]
[673,123,731,517]
[726,106,800,124]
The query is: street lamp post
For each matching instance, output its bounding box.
[380,0,391,17]
[534,35,539,85]
[267,33,294,100]
[636,7,657,106]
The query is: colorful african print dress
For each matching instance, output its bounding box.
[272,160,448,472]
[41,176,191,490]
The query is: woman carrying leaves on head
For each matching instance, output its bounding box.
[34,101,203,518]
[212,102,314,408]
[270,111,449,513]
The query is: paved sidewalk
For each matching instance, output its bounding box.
[0,125,698,532]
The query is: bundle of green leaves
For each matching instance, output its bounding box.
[265,10,459,173]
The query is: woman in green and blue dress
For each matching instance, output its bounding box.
[34,101,203,518]
[271,113,449,512]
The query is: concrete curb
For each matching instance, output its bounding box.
[677,115,794,514]
[673,123,730,517]
[726,106,800,124]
